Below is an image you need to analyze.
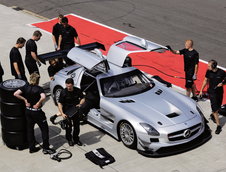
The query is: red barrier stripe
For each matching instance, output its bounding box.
[31,14,226,104]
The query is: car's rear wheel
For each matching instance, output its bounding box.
[53,86,63,105]
[119,121,137,149]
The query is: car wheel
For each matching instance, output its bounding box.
[53,86,63,105]
[119,121,137,149]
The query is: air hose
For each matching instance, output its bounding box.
[133,64,185,79]
[50,149,73,162]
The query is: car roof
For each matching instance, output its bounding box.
[96,63,137,79]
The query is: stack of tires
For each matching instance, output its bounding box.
[0,79,27,150]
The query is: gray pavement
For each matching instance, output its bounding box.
[0,4,226,172]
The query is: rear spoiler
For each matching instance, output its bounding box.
[38,42,106,64]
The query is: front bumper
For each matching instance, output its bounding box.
[137,125,211,157]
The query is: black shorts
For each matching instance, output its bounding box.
[209,92,223,112]
[185,72,194,89]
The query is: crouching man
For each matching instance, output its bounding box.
[14,73,55,154]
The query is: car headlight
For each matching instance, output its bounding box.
[140,123,160,136]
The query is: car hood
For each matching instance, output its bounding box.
[108,86,198,128]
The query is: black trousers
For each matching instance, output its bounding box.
[61,44,75,66]
[0,75,2,83]
[65,116,80,142]
[25,109,49,150]
[25,61,39,75]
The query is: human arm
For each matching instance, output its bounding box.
[57,35,62,50]
[13,62,21,78]
[75,36,81,46]
[77,98,85,107]
[199,77,208,97]
[165,45,180,54]
[14,89,30,107]
[33,93,46,109]
[57,102,67,119]
[52,35,57,50]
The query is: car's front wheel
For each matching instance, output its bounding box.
[119,121,137,149]
[53,86,63,105]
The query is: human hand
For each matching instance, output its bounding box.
[216,83,223,88]
[18,74,22,79]
[198,91,203,98]
[33,102,41,109]
[25,100,30,107]
[61,113,67,119]
[192,74,197,80]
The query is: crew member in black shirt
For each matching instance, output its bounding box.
[0,62,3,83]
[9,37,27,81]
[25,30,42,75]
[199,60,226,134]
[58,78,85,146]
[166,40,199,100]
[47,58,63,80]
[14,73,55,154]
[57,17,81,65]
[52,14,64,50]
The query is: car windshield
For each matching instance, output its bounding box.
[100,69,154,97]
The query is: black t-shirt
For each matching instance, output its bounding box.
[20,84,44,107]
[47,63,63,77]
[25,39,37,63]
[179,49,199,73]
[10,47,25,76]
[60,25,78,46]
[52,23,63,46]
[58,87,84,112]
[205,68,226,93]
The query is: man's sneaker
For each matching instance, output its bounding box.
[210,114,216,123]
[215,125,222,134]
[50,114,57,124]
[75,140,83,146]
[43,148,56,154]
[191,96,198,102]
[68,140,74,146]
[29,147,40,153]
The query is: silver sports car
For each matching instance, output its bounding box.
[45,36,211,156]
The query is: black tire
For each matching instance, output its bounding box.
[0,79,28,150]
[1,114,26,132]
[53,86,63,105]
[0,79,27,103]
[0,101,25,117]
[118,121,137,149]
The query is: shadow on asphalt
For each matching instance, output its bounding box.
[80,130,105,146]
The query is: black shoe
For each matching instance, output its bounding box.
[210,114,216,123]
[50,114,58,124]
[43,148,56,154]
[68,140,74,146]
[215,125,222,134]
[191,96,198,102]
[29,147,40,153]
[75,140,83,146]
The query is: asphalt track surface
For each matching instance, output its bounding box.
[0,0,226,66]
